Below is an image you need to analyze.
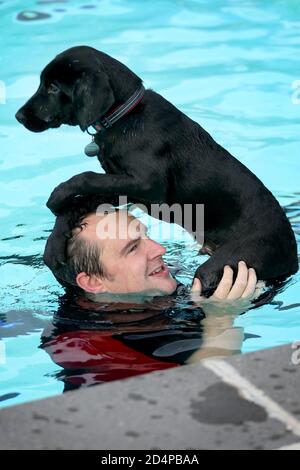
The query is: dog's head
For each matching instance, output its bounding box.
[16,46,141,132]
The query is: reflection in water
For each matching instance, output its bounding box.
[39,284,273,393]
[41,285,204,392]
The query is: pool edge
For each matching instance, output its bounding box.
[0,343,299,450]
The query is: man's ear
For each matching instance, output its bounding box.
[76,272,108,293]
[72,70,115,131]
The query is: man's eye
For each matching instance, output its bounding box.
[48,83,60,94]
[128,243,138,253]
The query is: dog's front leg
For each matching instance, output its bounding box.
[47,171,164,215]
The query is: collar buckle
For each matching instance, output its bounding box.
[101,117,113,129]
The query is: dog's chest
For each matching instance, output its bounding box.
[96,142,124,175]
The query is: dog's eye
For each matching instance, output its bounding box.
[47,83,60,95]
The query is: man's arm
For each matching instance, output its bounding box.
[186,261,263,364]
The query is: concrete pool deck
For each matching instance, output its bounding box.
[0,344,299,450]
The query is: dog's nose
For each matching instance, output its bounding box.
[15,109,26,124]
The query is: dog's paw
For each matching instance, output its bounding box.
[193,265,219,298]
[43,235,67,272]
[46,182,73,215]
[43,214,72,271]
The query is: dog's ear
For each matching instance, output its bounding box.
[73,70,115,131]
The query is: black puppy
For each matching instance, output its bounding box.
[16,46,298,294]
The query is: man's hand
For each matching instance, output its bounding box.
[191,260,262,301]
[186,261,265,364]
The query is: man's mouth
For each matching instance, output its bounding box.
[148,263,169,277]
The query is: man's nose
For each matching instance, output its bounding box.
[146,238,166,259]
[15,108,26,124]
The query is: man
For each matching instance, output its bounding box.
[41,196,264,390]
[44,196,260,302]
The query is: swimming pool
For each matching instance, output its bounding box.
[0,0,299,409]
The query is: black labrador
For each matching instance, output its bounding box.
[16,46,298,295]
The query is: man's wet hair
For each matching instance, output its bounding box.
[44,194,120,291]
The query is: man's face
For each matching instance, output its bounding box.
[77,210,178,296]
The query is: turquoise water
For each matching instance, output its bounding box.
[0,0,299,408]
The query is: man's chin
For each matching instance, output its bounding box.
[149,277,178,296]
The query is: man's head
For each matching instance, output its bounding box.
[46,199,177,297]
